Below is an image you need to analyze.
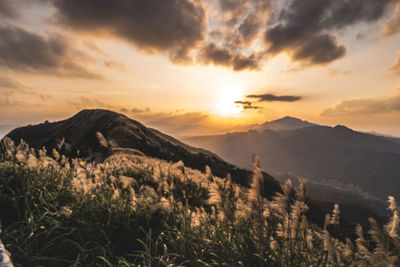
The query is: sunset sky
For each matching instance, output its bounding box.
[1,0,400,137]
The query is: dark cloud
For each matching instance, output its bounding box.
[234,100,252,105]
[52,0,205,63]
[197,43,260,71]
[0,25,100,78]
[0,0,18,18]
[237,14,260,43]
[383,4,400,37]
[390,51,400,75]
[243,105,262,110]
[247,93,302,102]
[292,34,345,65]
[212,0,271,56]
[265,0,397,65]
[321,95,400,116]
[234,100,262,110]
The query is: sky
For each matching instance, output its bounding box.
[1,0,400,138]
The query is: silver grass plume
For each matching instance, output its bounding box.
[205,165,213,182]
[52,148,60,161]
[271,179,292,213]
[1,137,15,159]
[96,132,109,149]
[208,182,222,207]
[248,155,263,205]
[57,138,65,151]
[324,214,331,230]
[322,230,337,264]
[224,173,232,190]
[344,238,354,257]
[295,178,308,202]
[355,224,371,258]
[330,204,340,225]
[0,239,13,267]
[386,196,399,239]
[368,217,389,255]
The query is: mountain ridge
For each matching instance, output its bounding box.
[3,109,281,197]
[185,119,400,200]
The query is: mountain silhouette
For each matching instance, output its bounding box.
[4,109,281,196]
[257,116,318,131]
[185,118,400,200]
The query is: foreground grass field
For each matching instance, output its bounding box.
[0,137,399,266]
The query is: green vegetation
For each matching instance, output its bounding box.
[0,137,399,266]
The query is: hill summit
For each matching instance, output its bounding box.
[257,116,318,131]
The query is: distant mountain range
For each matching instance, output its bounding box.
[185,116,400,200]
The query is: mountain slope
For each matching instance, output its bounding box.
[4,109,281,196]
[185,120,400,200]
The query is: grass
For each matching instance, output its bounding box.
[0,137,399,266]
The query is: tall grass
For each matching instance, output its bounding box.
[0,137,399,266]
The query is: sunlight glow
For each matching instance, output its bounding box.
[215,85,244,117]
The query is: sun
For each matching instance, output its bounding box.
[215,86,244,117]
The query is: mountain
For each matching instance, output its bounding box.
[2,110,386,236]
[3,109,281,196]
[185,118,400,201]
[256,116,318,131]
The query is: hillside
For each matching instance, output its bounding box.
[0,137,398,266]
[185,120,400,200]
[4,109,281,196]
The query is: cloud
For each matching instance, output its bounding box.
[0,25,100,78]
[264,0,396,65]
[243,105,262,110]
[131,107,151,114]
[197,43,260,71]
[0,75,53,107]
[247,93,302,102]
[51,0,271,71]
[0,76,26,90]
[3,0,395,74]
[234,14,261,46]
[52,0,205,63]
[389,50,400,75]
[83,41,125,70]
[327,69,352,76]
[234,100,252,106]
[0,0,18,18]
[198,0,272,70]
[382,3,400,37]
[321,95,400,116]
[234,100,262,110]
[131,110,211,136]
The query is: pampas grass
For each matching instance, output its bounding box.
[0,137,399,266]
